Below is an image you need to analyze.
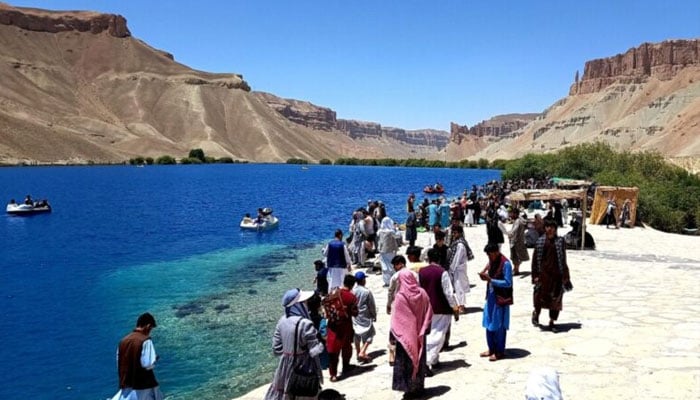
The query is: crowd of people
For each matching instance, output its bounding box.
[116,180,574,400]
[258,181,572,399]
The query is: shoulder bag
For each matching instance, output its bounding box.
[287,317,321,397]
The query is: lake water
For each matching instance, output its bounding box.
[0,164,500,399]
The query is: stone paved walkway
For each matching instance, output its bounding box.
[235,223,700,399]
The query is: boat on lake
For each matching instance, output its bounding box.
[423,183,445,194]
[240,207,279,231]
[7,198,52,215]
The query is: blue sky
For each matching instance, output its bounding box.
[13,1,700,130]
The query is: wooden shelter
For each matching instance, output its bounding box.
[589,186,640,226]
[507,188,589,250]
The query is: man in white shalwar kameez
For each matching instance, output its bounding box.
[112,313,164,400]
[447,225,473,312]
[418,249,459,374]
[323,229,353,290]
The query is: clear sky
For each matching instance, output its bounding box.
[12,1,700,130]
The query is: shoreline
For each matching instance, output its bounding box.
[233,221,700,400]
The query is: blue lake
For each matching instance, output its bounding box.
[0,164,500,399]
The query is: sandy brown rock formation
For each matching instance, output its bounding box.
[571,40,700,95]
[254,92,449,150]
[0,2,130,37]
[0,3,440,164]
[452,39,700,166]
[450,114,540,143]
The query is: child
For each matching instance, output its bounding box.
[313,259,329,296]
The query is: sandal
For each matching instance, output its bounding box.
[330,375,338,382]
[479,350,492,357]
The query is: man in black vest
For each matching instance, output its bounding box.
[419,249,459,375]
[115,312,163,400]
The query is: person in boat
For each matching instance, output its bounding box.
[24,194,33,206]
[242,213,254,224]
[8,199,16,206]
[256,208,265,224]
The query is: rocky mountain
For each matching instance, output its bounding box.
[0,3,446,164]
[1,3,697,169]
[253,92,449,150]
[449,39,700,171]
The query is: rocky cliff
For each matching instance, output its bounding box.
[0,2,130,37]
[0,3,364,163]
[468,39,700,164]
[571,39,700,95]
[0,3,436,164]
[254,92,450,150]
[449,114,540,144]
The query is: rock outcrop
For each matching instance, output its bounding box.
[254,92,337,131]
[449,114,540,144]
[254,92,449,149]
[0,2,130,37]
[468,39,700,163]
[570,39,700,95]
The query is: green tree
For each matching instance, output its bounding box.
[155,155,176,165]
[188,148,206,162]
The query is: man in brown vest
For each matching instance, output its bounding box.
[115,312,163,400]
[419,249,459,375]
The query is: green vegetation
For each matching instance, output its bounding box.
[319,158,332,165]
[286,158,310,164]
[188,148,206,162]
[128,150,246,165]
[128,156,145,165]
[332,158,496,169]
[180,157,203,164]
[502,142,700,233]
[155,155,176,165]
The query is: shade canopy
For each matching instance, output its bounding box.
[507,189,587,202]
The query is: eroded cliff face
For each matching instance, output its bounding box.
[470,39,700,162]
[570,39,700,95]
[449,114,540,145]
[0,2,130,37]
[0,3,357,164]
[254,92,450,150]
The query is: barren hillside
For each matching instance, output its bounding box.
[0,3,441,164]
[449,40,700,171]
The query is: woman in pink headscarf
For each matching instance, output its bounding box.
[390,268,433,397]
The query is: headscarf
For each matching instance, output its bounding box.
[378,216,394,232]
[390,269,433,379]
[447,229,474,266]
[282,288,311,319]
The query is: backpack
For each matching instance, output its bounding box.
[322,288,347,326]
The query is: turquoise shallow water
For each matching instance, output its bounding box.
[0,164,500,399]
